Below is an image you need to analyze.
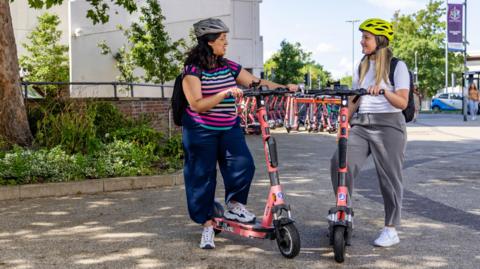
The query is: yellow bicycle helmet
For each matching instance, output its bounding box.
[359,18,394,42]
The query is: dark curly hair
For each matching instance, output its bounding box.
[185,33,227,70]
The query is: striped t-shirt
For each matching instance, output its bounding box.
[183,59,241,130]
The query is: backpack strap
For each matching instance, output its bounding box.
[389,57,399,87]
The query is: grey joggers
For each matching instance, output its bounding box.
[330,112,407,226]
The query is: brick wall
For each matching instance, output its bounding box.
[111,98,171,131]
[27,97,180,135]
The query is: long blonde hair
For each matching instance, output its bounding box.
[358,35,393,86]
[469,83,478,91]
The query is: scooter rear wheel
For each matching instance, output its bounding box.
[333,226,346,263]
[276,223,301,259]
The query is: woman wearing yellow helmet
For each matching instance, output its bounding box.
[330,18,410,248]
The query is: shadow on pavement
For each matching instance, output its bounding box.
[356,140,480,231]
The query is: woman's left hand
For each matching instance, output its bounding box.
[286,84,299,92]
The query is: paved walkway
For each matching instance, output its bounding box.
[0,114,479,269]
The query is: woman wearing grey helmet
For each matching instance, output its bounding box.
[181,18,298,249]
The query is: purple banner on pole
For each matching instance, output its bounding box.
[447,3,464,51]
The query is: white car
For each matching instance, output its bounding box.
[431,93,463,112]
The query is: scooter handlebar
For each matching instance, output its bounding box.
[305,88,385,96]
[242,87,291,97]
[241,87,385,97]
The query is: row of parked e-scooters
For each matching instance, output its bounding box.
[212,82,374,263]
[237,87,341,135]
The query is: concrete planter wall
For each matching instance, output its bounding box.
[0,171,183,201]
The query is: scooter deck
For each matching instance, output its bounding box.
[213,217,275,239]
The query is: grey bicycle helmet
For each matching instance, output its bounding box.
[193,18,229,38]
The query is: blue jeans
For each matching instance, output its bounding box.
[182,114,255,224]
[468,100,478,117]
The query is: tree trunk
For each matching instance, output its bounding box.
[0,2,33,146]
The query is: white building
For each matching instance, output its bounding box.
[11,0,263,97]
[467,51,480,73]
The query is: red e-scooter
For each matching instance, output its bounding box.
[307,86,380,263]
[211,81,301,259]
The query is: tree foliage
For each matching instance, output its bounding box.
[264,40,312,85]
[19,12,69,96]
[98,40,139,84]
[340,75,353,88]
[99,0,185,84]
[27,0,137,25]
[391,0,464,97]
[301,63,332,89]
[128,0,185,84]
[264,40,331,87]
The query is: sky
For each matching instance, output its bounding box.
[260,0,479,79]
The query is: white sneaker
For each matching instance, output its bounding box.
[374,227,400,247]
[199,226,215,249]
[223,202,256,223]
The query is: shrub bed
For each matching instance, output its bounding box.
[0,101,183,185]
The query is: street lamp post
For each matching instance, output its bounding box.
[346,19,360,80]
[463,0,468,121]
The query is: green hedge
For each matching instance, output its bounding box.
[0,141,160,185]
[0,101,183,186]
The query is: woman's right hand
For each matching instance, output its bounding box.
[367,85,383,96]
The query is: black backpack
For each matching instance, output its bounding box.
[389,57,415,123]
[171,74,188,126]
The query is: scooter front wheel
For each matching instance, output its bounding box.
[276,223,301,258]
[333,226,346,263]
